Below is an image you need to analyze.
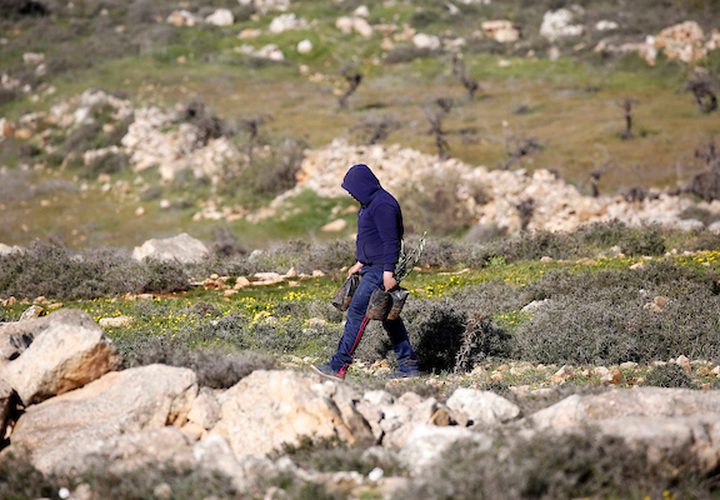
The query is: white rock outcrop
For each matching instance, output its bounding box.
[540,7,584,41]
[0,309,120,405]
[446,388,521,427]
[209,370,373,459]
[132,232,209,264]
[5,364,198,474]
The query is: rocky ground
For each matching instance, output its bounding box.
[1,307,720,499]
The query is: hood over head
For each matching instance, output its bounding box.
[341,164,381,205]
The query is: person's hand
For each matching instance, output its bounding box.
[383,271,398,291]
[347,261,363,277]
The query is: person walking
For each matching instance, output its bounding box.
[312,164,421,381]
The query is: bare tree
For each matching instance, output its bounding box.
[238,115,268,159]
[516,198,535,232]
[685,71,718,114]
[689,138,720,201]
[338,67,363,109]
[501,135,542,170]
[352,115,400,145]
[425,98,453,159]
[452,53,479,101]
[618,98,638,140]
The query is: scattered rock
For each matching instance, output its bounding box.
[675,355,692,373]
[98,315,134,328]
[209,370,373,459]
[166,10,200,27]
[550,364,574,384]
[0,243,23,255]
[236,43,285,61]
[643,295,669,313]
[234,276,251,289]
[481,20,520,43]
[655,21,707,64]
[595,20,618,31]
[521,299,550,313]
[238,0,290,15]
[6,364,198,474]
[297,39,313,54]
[18,304,44,321]
[269,13,308,33]
[252,272,284,285]
[446,388,520,427]
[412,33,441,50]
[132,233,209,264]
[336,16,373,38]
[540,7,584,41]
[205,8,234,27]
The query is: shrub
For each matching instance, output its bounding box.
[513,263,720,365]
[0,240,190,300]
[401,430,716,499]
[644,363,697,389]
[405,299,467,373]
[275,437,404,476]
[398,173,486,237]
[0,452,56,500]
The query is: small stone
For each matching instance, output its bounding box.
[321,219,347,232]
[312,270,325,278]
[550,364,573,384]
[233,277,251,289]
[629,262,645,270]
[675,355,692,372]
[98,315,134,328]
[297,39,313,54]
[619,361,638,370]
[153,482,173,500]
[368,467,384,481]
[609,368,624,385]
[223,290,238,298]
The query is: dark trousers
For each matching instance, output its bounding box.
[329,266,417,373]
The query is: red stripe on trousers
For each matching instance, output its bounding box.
[349,315,370,356]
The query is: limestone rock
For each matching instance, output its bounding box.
[86,427,194,475]
[0,308,88,361]
[446,388,520,427]
[412,33,441,50]
[166,10,200,27]
[0,378,13,439]
[0,243,23,255]
[540,7,584,41]
[187,387,220,430]
[400,425,491,475]
[321,218,347,232]
[1,309,120,405]
[205,8,234,27]
[269,13,307,33]
[6,364,198,474]
[132,233,209,264]
[336,16,373,38]
[527,388,720,471]
[529,388,720,430]
[655,21,706,64]
[481,20,520,43]
[98,315,134,328]
[209,370,372,459]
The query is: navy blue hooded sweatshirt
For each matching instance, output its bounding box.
[341,164,403,273]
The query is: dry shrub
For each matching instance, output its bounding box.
[401,429,717,499]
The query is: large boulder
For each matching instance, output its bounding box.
[0,308,87,362]
[5,364,198,474]
[0,309,120,405]
[132,232,209,264]
[400,425,492,475]
[446,388,520,427]
[209,370,373,459]
[528,388,720,472]
[0,243,22,256]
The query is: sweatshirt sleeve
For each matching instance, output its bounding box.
[374,202,402,272]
